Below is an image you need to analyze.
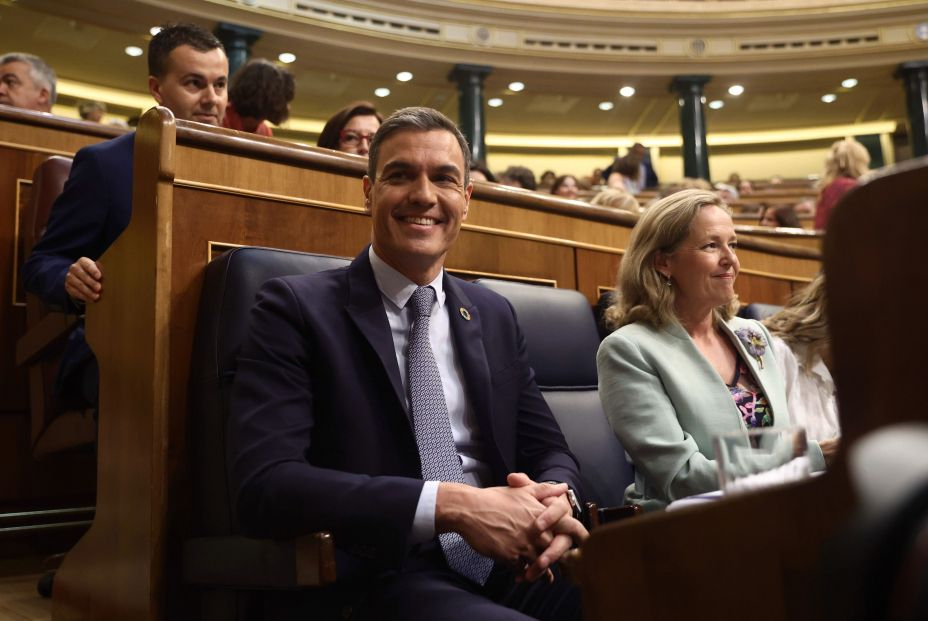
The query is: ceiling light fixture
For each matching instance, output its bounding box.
[507,82,524,92]
[708,100,724,110]
[374,87,391,98]
[821,93,837,103]
[278,52,296,64]
[598,101,614,111]
[728,85,744,96]
[488,98,504,107]
[124,46,143,57]
[619,86,635,98]
[396,71,413,82]
[841,78,858,89]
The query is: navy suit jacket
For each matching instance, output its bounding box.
[20,132,134,391]
[229,248,582,579]
[22,132,134,309]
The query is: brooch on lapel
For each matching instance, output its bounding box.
[459,307,471,321]
[734,327,767,368]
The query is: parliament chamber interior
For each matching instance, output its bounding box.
[1,0,927,619]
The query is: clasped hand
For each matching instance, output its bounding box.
[436,473,589,583]
[65,257,103,303]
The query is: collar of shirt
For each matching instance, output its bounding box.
[369,246,446,312]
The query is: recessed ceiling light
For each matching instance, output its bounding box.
[841,78,858,89]
[149,26,162,36]
[821,93,837,103]
[598,101,615,111]
[619,86,635,98]
[708,100,724,110]
[124,46,143,57]
[374,87,391,98]
[507,82,524,92]
[278,52,296,64]
[396,71,413,82]
[728,85,744,96]
[488,97,504,107]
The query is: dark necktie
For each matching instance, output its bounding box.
[407,285,493,585]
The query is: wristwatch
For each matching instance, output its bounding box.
[544,481,583,521]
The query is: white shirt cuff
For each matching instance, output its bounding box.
[410,480,439,544]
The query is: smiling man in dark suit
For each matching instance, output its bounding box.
[229,107,587,620]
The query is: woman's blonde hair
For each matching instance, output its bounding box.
[590,188,640,213]
[763,273,829,368]
[818,139,870,191]
[604,189,739,330]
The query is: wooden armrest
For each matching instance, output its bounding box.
[584,501,642,529]
[182,532,336,588]
[16,310,80,366]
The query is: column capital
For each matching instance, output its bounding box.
[448,64,493,87]
[895,60,928,79]
[214,23,262,75]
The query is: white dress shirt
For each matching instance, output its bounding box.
[771,335,841,443]
[368,247,492,543]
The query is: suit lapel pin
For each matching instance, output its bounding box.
[459,307,471,321]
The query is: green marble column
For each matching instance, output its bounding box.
[448,64,493,164]
[214,23,262,76]
[896,61,928,158]
[670,75,712,180]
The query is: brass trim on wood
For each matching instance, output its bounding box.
[447,268,557,287]
[11,178,30,307]
[738,268,814,283]
[207,241,246,263]
[596,286,616,298]
[0,140,75,157]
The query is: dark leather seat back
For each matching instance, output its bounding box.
[189,247,350,538]
[737,302,783,321]
[474,279,633,508]
[24,156,72,256]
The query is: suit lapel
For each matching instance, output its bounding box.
[345,249,408,413]
[444,276,496,443]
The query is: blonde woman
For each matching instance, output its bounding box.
[764,274,840,444]
[590,188,640,213]
[814,138,870,229]
[597,190,831,510]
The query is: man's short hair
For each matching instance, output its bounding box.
[367,107,471,186]
[148,23,224,78]
[229,59,295,125]
[0,52,57,104]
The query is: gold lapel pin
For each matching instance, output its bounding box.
[459,307,471,321]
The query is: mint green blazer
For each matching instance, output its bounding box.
[597,316,826,511]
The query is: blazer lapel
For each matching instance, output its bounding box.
[444,276,497,445]
[345,248,408,413]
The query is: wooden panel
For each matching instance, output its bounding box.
[575,248,621,304]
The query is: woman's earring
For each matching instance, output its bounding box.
[661,273,672,287]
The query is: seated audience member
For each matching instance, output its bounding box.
[229,106,587,620]
[499,165,536,190]
[0,52,56,112]
[758,204,801,228]
[597,189,833,511]
[629,142,659,189]
[814,138,870,230]
[794,197,815,217]
[550,174,579,200]
[222,58,294,136]
[539,169,557,190]
[77,100,106,123]
[589,188,639,213]
[763,274,840,444]
[470,160,496,183]
[714,183,738,203]
[604,156,641,193]
[21,23,228,408]
[738,179,754,196]
[727,172,742,187]
[317,100,382,156]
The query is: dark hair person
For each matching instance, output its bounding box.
[317,101,382,156]
[758,204,801,228]
[223,59,294,136]
[597,189,832,510]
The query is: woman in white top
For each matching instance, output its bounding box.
[764,274,841,443]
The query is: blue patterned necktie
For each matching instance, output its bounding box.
[407,286,493,585]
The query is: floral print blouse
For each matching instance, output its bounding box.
[727,358,773,428]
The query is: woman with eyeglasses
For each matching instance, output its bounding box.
[317,101,383,156]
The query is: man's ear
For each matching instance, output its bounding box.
[37,87,51,111]
[148,76,164,105]
[362,175,373,213]
[462,181,473,220]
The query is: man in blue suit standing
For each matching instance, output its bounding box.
[22,23,228,406]
[229,107,588,620]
